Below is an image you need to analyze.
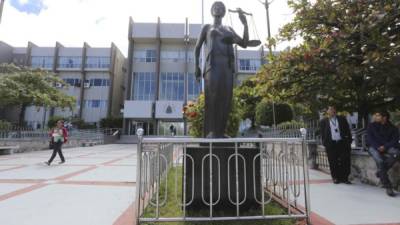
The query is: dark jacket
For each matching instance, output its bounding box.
[367,122,399,150]
[319,116,352,147]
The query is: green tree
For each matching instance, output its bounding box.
[234,77,263,127]
[255,100,293,126]
[261,0,400,126]
[100,117,123,128]
[0,64,75,125]
[47,116,66,128]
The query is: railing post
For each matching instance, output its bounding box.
[300,128,311,225]
[135,128,144,225]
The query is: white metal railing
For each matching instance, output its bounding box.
[0,127,106,141]
[135,129,311,224]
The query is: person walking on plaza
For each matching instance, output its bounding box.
[367,111,400,197]
[320,106,352,184]
[45,120,68,165]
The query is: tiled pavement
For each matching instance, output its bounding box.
[300,169,400,225]
[1,144,400,225]
[0,144,136,225]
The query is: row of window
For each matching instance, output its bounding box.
[31,56,110,69]
[61,78,110,87]
[133,49,201,63]
[238,59,262,71]
[83,100,108,108]
[132,72,201,101]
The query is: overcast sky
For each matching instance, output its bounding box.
[0,0,297,56]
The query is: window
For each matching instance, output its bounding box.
[239,59,261,71]
[133,49,157,63]
[85,100,107,108]
[159,72,184,101]
[86,57,110,68]
[58,56,82,68]
[62,78,81,87]
[161,50,185,62]
[187,73,202,101]
[31,56,54,69]
[187,51,203,64]
[87,78,110,87]
[132,72,156,100]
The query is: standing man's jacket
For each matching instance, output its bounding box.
[320,116,352,147]
[367,122,399,150]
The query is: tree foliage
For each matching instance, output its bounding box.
[260,0,400,123]
[255,100,293,126]
[234,77,263,127]
[0,64,75,124]
[100,117,123,128]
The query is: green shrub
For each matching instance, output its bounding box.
[277,120,306,129]
[0,120,12,130]
[255,101,293,126]
[183,93,241,138]
[47,116,66,128]
[100,117,123,128]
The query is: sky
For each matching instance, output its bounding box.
[0,0,297,56]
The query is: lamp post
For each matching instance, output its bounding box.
[259,0,276,127]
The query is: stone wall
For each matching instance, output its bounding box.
[317,145,400,191]
[0,138,104,153]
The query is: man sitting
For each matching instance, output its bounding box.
[367,111,400,197]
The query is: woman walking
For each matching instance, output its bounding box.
[45,120,68,165]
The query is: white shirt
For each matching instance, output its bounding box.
[329,117,342,141]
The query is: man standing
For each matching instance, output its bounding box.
[367,111,400,197]
[320,106,352,184]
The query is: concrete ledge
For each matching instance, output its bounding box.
[317,145,400,191]
[0,145,19,155]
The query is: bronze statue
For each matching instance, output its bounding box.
[195,1,260,138]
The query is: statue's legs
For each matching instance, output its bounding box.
[204,58,233,138]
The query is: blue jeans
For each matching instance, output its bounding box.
[368,147,400,188]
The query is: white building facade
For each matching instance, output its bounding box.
[0,41,126,128]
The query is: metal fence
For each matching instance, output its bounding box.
[259,121,321,143]
[135,131,311,224]
[0,126,111,141]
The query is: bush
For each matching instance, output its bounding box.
[47,116,66,128]
[0,120,12,130]
[277,120,306,129]
[71,117,85,128]
[100,117,123,128]
[70,118,97,129]
[255,101,293,126]
[183,93,241,138]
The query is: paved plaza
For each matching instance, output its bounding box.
[0,144,136,225]
[0,144,399,225]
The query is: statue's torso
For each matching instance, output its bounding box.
[204,25,235,72]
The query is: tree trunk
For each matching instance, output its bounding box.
[357,103,369,129]
[19,104,26,127]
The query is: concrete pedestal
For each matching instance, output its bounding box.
[185,145,261,212]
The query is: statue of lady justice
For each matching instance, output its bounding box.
[194,1,260,138]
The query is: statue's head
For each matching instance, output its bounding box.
[211,1,226,18]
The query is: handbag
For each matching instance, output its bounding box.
[49,140,54,149]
